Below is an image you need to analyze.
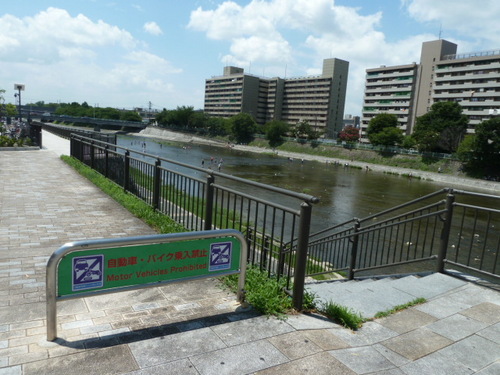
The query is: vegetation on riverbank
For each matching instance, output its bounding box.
[248,137,461,175]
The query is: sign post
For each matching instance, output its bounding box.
[46,229,247,341]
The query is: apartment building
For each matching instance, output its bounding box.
[204,58,349,138]
[362,63,419,136]
[361,39,500,140]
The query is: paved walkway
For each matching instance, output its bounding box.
[0,131,498,374]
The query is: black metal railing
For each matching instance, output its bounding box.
[41,123,117,144]
[70,134,319,308]
[306,188,499,283]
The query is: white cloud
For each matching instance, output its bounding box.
[404,0,500,48]
[0,7,135,64]
[0,7,181,109]
[144,21,163,36]
[188,0,425,115]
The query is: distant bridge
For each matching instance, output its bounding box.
[23,109,147,130]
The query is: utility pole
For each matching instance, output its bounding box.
[14,84,25,121]
[148,101,152,124]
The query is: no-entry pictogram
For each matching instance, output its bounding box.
[72,255,104,291]
[209,242,232,271]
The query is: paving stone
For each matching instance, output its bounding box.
[267,331,323,360]
[126,358,199,375]
[84,288,165,312]
[445,284,500,306]
[381,327,453,360]
[0,302,45,325]
[189,339,288,375]
[210,315,294,346]
[477,322,500,344]
[460,302,500,324]
[254,351,356,375]
[475,361,500,375]
[22,345,138,375]
[427,313,489,341]
[400,351,473,375]
[285,312,340,330]
[129,327,226,368]
[377,308,438,334]
[415,293,472,319]
[301,329,351,351]
[372,344,410,369]
[329,321,398,347]
[0,365,22,375]
[437,334,500,372]
[329,346,397,374]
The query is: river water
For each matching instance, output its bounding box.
[118,134,495,233]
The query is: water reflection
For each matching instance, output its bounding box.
[117,135,489,233]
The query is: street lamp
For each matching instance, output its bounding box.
[14,84,25,121]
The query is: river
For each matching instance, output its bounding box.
[116,134,499,234]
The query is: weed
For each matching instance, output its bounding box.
[222,266,292,318]
[319,301,364,330]
[373,297,426,319]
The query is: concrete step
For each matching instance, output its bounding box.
[305,273,467,319]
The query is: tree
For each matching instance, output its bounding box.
[265,120,289,147]
[120,111,142,122]
[459,117,500,178]
[5,103,17,117]
[338,125,360,143]
[229,113,257,144]
[206,117,229,136]
[366,113,403,146]
[292,121,319,142]
[413,101,468,153]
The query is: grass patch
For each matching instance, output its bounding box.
[61,155,185,234]
[221,266,293,318]
[319,301,364,330]
[246,137,460,174]
[373,297,427,319]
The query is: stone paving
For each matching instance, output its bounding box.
[0,131,498,374]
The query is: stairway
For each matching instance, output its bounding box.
[305,273,467,319]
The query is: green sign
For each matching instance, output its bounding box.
[57,236,241,297]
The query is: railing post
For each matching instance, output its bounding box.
[348,219,361,280]
[124,150,130,192]
[90,140,95,169]
[293,202,313,311]
[204,173,215,230]
[70,135,75,157]
[104,145,109,178]
[436,193,455,273]
[153,158,161,210]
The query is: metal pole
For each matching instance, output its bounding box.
[204,174,215,230]
[104,145,109,178]
[46,254,58,341]
[124,151,130,192]
[292,202,313,311]
[348,219,360,280]
[436,193,455,273]
[153,158,161,210]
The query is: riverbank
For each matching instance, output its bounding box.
[135,126,500,194]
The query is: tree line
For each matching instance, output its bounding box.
[154,105,319,146]
[363,101,499,178]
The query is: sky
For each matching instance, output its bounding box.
[2,0,500,117]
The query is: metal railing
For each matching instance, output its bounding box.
[305,188,499,283]
[41,123,117,144]
[69,134,319,308]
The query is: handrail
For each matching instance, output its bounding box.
[71,134,319,204]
